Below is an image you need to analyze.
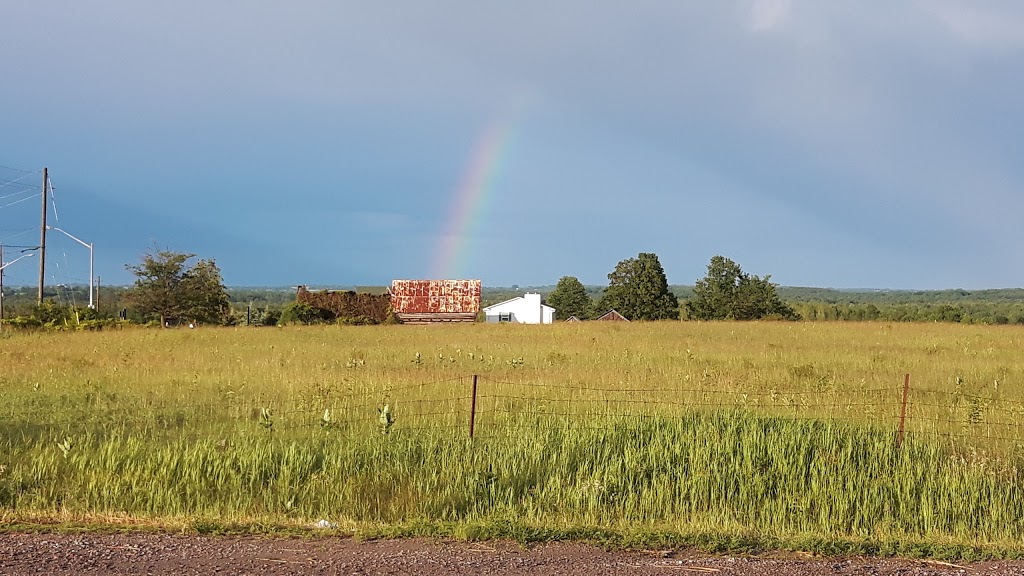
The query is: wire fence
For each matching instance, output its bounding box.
[4,373,1023,454]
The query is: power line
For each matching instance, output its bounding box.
[0,188,38,202]
[0,191,40,210]
[0,229,38,244]
[0,180,36,191]
[0,172,38,192]
[0,164,38,174]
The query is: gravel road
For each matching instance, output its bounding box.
[1,534,1021,575]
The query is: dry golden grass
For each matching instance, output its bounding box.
[4,321,1021,442]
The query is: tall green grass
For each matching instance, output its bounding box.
[4,414,1023,549]
[2,322,1024,555]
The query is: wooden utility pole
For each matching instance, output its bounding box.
[37,167,47,304]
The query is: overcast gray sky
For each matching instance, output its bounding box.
[2,1,1023,288]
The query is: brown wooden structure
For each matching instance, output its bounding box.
[296,286,391,323]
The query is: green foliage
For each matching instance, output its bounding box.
[125,249,230,326]
[599,253,679,320]
[227,304,284,327]
[336,315,380,326]
[261,308,282,326]
[687,255,799,321]
[278,302,332,325]
[545,276,592,320]
[791,301,1024,324]
[296,287,390,324]
[181,259,232,324]
[1,301,122,331]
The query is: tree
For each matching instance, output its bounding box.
[598,253,679,320]
[278,301,334,325]
[546,276,592,320]
[180,258,232,324]
[126,249,230,326]
[687,255,799,321]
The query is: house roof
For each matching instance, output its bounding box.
[564,315,582,322]
[482,296,524,311]
[595,309,630,322]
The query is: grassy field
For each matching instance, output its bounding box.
[2,322,1024,557]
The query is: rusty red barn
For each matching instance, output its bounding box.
[390,279,481,324]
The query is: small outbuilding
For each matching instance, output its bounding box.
[484,293,556,324]
[595,309,630,322]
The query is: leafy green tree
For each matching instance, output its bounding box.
[546,276,592,320]
[687,255,799,321]
[180,258,231,324]
[126,249,230,326]
[599,253,679,320]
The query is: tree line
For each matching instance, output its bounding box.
[4,247,1024,329]
[546,253,797,321]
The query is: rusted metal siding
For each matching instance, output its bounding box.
[390,280,482,315]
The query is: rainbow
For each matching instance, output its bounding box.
[431,116,519,279]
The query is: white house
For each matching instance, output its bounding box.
[483,293,556,324]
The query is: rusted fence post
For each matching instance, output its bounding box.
[469,374,479,439]
[897,373,910,448]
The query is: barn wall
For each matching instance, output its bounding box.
[390,280,481,314]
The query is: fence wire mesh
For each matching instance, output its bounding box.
[3,373,1022,453]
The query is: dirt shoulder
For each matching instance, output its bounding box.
[1,533,1021,575]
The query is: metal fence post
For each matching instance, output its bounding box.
[469,374,478,439]
[898,373,910,448]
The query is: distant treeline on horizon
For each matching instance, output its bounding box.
[4,284,1024,325]
[5,284,1024,303]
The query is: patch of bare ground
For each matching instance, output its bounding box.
[1,534,1021,575]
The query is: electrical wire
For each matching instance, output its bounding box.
[0,191,40,211]
[0,164,37,174]
[0,170,40,193]
[0,187,37,201]
[0,229,37,244]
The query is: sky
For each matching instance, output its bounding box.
[2,1,1024,290]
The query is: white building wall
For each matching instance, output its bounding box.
[484,293,555,324]
[541,304,555,324]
